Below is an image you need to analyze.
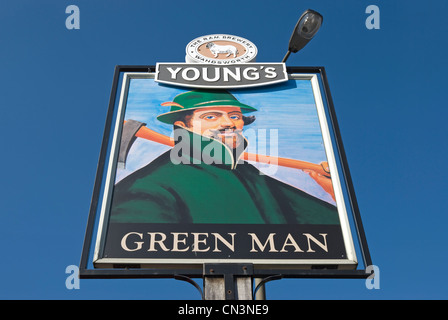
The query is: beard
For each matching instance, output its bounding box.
[208,128,244,149]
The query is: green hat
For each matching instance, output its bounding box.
[157,90,257,124]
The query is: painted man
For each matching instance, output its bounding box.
[109,90,339,224]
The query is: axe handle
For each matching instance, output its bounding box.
[242,153,330,177]
[132,123,330,177]
[134,123,175,147]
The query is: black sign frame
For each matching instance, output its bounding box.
[79,65,372,280]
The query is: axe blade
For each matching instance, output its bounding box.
[118,120,146,169]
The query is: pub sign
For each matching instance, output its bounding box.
[81,34,365,276]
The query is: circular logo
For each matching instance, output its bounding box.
[185,34,258,64]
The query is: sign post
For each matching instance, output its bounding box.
[204,264,253,300]
[80,34,372,301]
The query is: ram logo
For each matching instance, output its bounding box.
[206,42,239,58]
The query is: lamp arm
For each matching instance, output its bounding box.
[282,50,291,63]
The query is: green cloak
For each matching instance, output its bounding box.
[109,127,339,224]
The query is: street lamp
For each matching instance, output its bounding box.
[282,9,323,63]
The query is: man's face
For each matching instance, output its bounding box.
[175,106,245,149]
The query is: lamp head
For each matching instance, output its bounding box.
[287,9,323,53]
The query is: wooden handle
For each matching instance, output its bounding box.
[131,123,330,176]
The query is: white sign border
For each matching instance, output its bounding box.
[92,72,358,270]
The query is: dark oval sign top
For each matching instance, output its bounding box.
[155,63,288,89]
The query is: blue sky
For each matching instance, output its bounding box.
[1,0,448,300]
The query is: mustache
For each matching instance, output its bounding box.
[208,128,244,141]
[209,128,243,134]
